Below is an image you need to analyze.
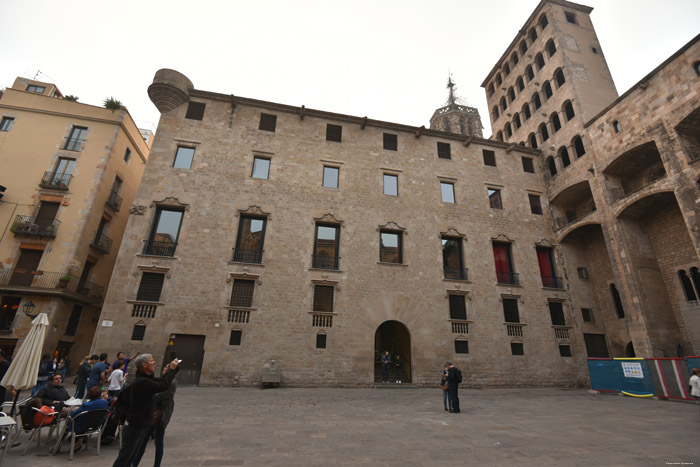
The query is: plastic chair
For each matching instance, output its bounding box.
[55,409,108,460]
[18,405,59,455]
[0,412,15,465]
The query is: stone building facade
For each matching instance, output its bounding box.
[0,77,150,367]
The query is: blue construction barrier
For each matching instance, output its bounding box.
[614,358,655,398]
[587,358,618,392]
[685,356,700,374]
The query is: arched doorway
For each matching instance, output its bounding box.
[374,320,411,383]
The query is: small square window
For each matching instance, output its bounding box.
[565,12,577,24]
[437,142,451,159]
[455,340,469,354]
[522,157,534,173]
[252,157,270,179]
[326,124,342,142]
[441,182,455,203]
[591,47,598,54]
[511,342,524,355]
[488,189,502,209]
[173,146,195,169]
[26,85,45,94]
[483,150,496,166]
[0,117,15,131]
[131,324,146,341]
[577,267,589,279]
[259,113,277,132]
[559,345,572,357]
[528,194,542,215]
[185,102,206,120]
[323,166,339,188]
[383,133,397,151]
[581,308,594,323]
[124,148,132,163]
[316,334,327,349]
[383,174,398,196]
[229,329,242,346]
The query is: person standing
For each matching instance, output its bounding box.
[395,355,403,384]
[108,360,127,397]
[112,351,140,374]
[441,364,451,412]
[75,355,95,399]
[87,353,109,391]
[690,368,700,400]
[381,351,391,383]
[32,353,53,396]
[446,362,461,413]
[111,354,179,467]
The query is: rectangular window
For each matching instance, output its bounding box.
[313,285,334,312]
[383,174,398,196]
[440,182,455,203]
[313,225,339,269]
[64,305,83,336]
[26,85,45,93]
[233,216,266,263]
[380,231,402,264]
[326,124,342,142]
[145,208,183,256]
[511,342,524,355]
[537,247,559,288]
[252,157,270,179]
[522,157,535,173]
[52,158,76,189]
[137,272,165,302]
[529,194,543,215]
[323,166,339,188]
[131,324,146,341]
[448,295,467,320]
[577,267,589,279]
[584,333,609,358]
[502,298,520,323]
[548,301,566,325]
[383,133,397,151]
[259,113,277,132]
[455,340,469,354]
[437,142,451,159]
[173,146,195,169]
[316,334,327,349]
[442,237,465,280]
[565,11,577,24]
[483,150,496,166]
[559,345,572,357]
[0,297,21,331]
[229,329,242,346]
[65,126,87,151]
[488,189,502,209]
[185,102,206,120]
[581,308,593,322]
[124,148,132,163]
[0,117,15,131]
[493,242,516,284]
[230,279,255,308]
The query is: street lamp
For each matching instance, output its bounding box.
[22,301,38,319]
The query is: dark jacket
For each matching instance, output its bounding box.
[154,379,177,428]
[76,361,91,381]
[440,371,448,388]
[35,383,70,406]
[126,367,178,427]
[447,366,460,388]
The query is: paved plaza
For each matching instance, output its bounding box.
[3,386,699,466]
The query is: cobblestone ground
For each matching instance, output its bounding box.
[3,386,699,466]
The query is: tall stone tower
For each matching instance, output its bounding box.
[429,77,483,137]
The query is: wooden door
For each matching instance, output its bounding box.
[163,334,205,386]
[10,249,43,286]
[35,202,60,231]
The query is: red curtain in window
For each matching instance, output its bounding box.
[537,248,553,278]
[493,244,509,281]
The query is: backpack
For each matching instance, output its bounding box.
[455,368,463,384]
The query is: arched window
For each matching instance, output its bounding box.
[526,65,535,81]
[508,87,515,102]
[559,147,570,167]
[539,13,548,29]
[694,61,700,77]
[492,106,499,120]
[555,69,566,87]
[613,120,621,133]
[505,123,512,138]
[690,267,700,297]
[546,39,557,58]
[500,96,508,112]
[543,81,553,99]
[496,73,502,86]
[563,101,575,120]
[539,123,549,142]
[522,103,531,120]
[520,40,528,54]
[551,112,561,132]
[678,270,697,301]
[488,83,495,96]
[573,135,586,157]
[504,63,511,76]
[610,284,625,318]
[513,113,521,129]
[511,52,519,66]
[533,93,542,109]
[517,76,524,92]
[496,131,504,142]
[535,53,545,70]
[529,27,537,42]
[547,156,557,176]
[529,133,538,149]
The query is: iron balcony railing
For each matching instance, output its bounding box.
[91,231,113,254]
[0,268,104,299]
[541,276,564,289]
[231,248,263,264]
[496,271,520,285]
[39,172,73,190]
[444,267,469,281]
[142,239,178,256]
[10,215,61,238]
[64,137,84,151]
[312,255,340,270]
[106,190,123,212]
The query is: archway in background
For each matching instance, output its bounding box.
[374,320,411,383]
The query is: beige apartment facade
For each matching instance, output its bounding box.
[0,77,149,369]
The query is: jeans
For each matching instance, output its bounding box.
[112,423,148,467]
[382,365,389,382]
[447,386,460,412]
[131,425,166,467]
[74,378,87,399]
[443,389,452,410]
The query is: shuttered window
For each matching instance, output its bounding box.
[326,124,342,142]
[584,333,609,358]
[313,285,334,313]
[503,298,520,323]
[511,342,524,355]
[131,324,146,341]
[229,330,242,346]
[449,295,467,320]
[455,340,469,354]
[230,280,255,308]
[316,334,327,349]
[136,273,165,302]
[548,302,565,325]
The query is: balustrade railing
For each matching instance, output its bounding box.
[312,255,340,270]
[231,248,263,264]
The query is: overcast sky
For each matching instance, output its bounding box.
[1,0,698,137]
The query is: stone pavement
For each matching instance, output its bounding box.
[3,386,699,466]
